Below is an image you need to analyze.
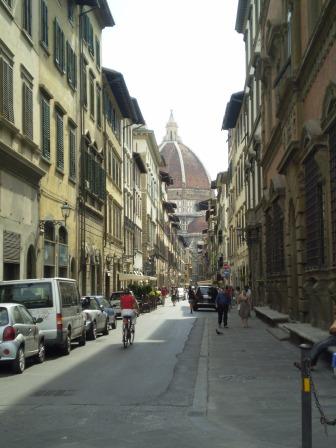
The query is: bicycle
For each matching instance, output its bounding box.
[122,316,135,348]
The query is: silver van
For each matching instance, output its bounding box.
[0,278,86,355]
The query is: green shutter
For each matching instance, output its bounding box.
[69,127,76,179]
[0,59,14,123]
[22,83,33,139]
[41,96,50,159]
[56,112,64,170]
[40,0,48,47]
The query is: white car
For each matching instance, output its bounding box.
[0,278,86,356]
[81,297,109,340]
[0,303,45,374]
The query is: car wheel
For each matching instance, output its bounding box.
[12,347,25,374]
[102,319,109,336]
[78,328,86,346]
[36,340,46,364]
[112,320,117,330]
[89,321,97,340]
[61,332,71,356]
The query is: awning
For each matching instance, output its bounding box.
[118,273,157,282]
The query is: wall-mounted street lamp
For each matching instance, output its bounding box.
[39,201,71,231]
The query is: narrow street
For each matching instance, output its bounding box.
[0,301,335,448]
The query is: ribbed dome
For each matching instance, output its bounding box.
[159,112,210,190]
[188,216,208,233]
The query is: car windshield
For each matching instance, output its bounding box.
[98,298,110,308]
[0,283,53,309]
[0,307,9,326]
[199,286,211,295]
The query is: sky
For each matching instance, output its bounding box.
[102,0,245,179]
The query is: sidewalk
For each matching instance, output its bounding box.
[197,308,336,448]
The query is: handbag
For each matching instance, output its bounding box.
[329,319,336,335]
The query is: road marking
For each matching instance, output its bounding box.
[191,318,208,415]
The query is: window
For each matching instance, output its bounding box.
[95,37,100,68]
[40,0,48,47]
[66,42,77,89]
[69,124,76,180]
[0,283,53,308]
[23,0,32,36]
[84,145,105,200]
[22,81,33,139]
[89,73,94,118]
[82,15,94,56]
[305,152,325,268]
[0,57,14,123]
[96,83,101,127]
[54,19,65,73]
[55,109,64,171]
[82,58,87,107]
[41,94,50,159]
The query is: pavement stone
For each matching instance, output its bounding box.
[201,308,336,447]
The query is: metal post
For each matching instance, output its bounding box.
[300,343,312,448]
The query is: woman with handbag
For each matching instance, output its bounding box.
[237,289,251,328]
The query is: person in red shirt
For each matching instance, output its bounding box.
[120,288,139,325]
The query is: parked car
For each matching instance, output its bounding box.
[109,291,123,318]
[0,278,86,356]
[81,297,109,340]
[194,286,218,311]
[0,303,45,374]
[89,295,117,330]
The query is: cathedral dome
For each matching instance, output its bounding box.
[187,216,208,233]
[159,112,210,190]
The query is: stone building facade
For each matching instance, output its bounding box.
[259,0,336,328]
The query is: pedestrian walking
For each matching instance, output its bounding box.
[215,286,231,330]
[188,286,195,314]
[171,287,177,306]
[237,289,251,328]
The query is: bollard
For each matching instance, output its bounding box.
[300,344,312,448]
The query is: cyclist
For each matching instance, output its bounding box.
[120,288,139,327]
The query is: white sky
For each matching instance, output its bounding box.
[103,0,245,179]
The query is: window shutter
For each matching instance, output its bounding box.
[69,127,76,179]
[54,19,59,66]
[56,112,64,170]
[22,83,33,139]
[0,60,14,123]
[3,231,21,263]
[73,52,77,88]
[40,0,48,47]
[66,41,70,82]
[41,96,50,159]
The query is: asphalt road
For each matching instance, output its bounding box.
[1,300,335,448]
[0,300,220,448]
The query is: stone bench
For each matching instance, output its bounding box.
[281,322,329,345]
[254,306,290,326]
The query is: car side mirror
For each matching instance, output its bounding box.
[34,317,43,324]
